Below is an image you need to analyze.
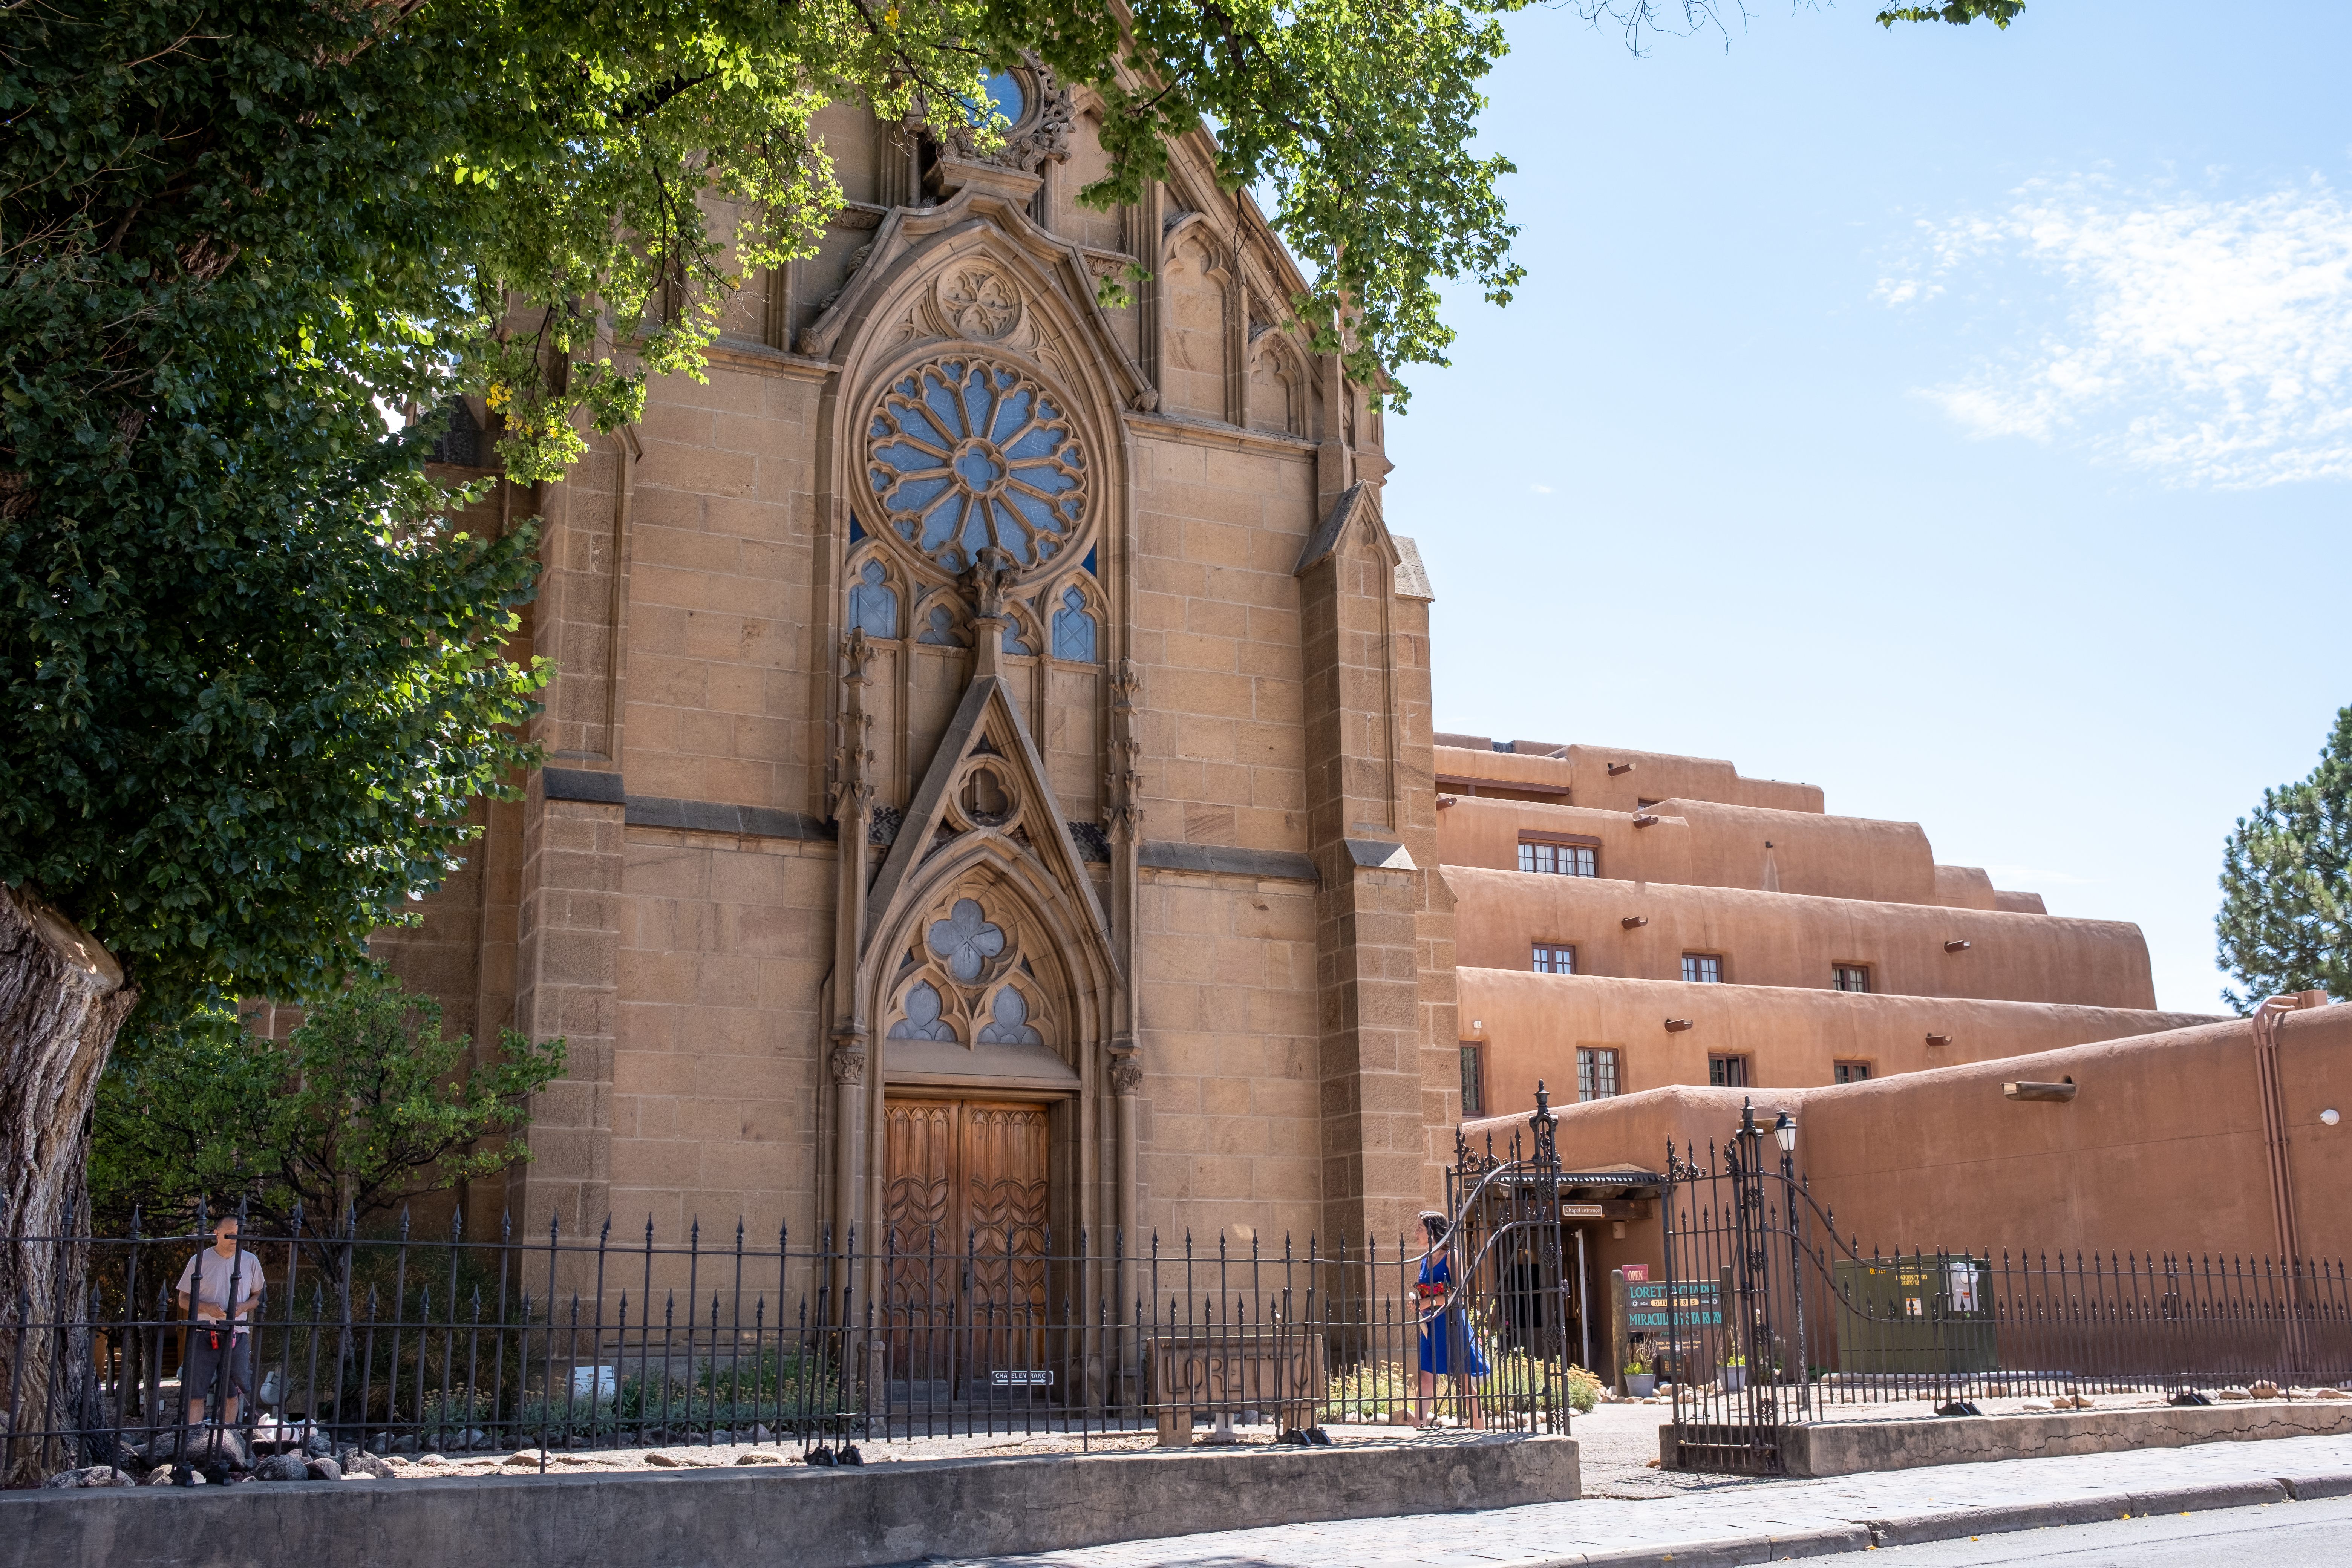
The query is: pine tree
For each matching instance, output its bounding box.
[2217,707,2352,1012]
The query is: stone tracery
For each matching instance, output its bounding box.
[866,357,1088,578]
[885,891,1060,1056]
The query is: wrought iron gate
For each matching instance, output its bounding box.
[1658,1100,1810,1474]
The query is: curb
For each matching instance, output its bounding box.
[1859,1472,2317,1551]
[1540,1472,2344,1565]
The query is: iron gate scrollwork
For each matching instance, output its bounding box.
[1660,1098,1811,1474]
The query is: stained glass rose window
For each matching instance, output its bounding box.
[866,358,1087,576]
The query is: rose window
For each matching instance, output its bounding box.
[866,358,1087,576]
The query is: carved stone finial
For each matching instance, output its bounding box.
[1109,1057,1144,1096]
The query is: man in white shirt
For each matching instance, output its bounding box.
[176,1213,264,1428]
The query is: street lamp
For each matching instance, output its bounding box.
[1773,1111,1796,1158]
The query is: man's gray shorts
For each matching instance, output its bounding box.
[183,1329,252,1404]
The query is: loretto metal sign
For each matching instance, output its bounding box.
[1626,1280,1720,1335]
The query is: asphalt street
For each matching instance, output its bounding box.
[1808,1493,2352,1566]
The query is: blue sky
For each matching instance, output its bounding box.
[1383,2,2352,1013]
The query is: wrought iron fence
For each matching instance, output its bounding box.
[1659,1103,2352,1475]
[3,1181,1586,1484]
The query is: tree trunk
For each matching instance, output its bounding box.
[0,884,136,1485]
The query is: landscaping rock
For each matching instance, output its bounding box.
[735,1453,783,1465]
[505,1449,548,1467]
[389,1435,420,1453]
[254,1453,311,1482]
[305,1457,343,1481]
[2250,1380,2282,1398]
[644,1451,683,1467]
[305,1430,337,1458]
[42,1466,137,1488]
[337,1447,398,1479]
[749,1424,774,1443]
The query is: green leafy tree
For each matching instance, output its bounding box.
[2217,707,2352,1013]
[90,974,565,1266]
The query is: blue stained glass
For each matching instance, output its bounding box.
[868,360,1087,573]
[887,981,958,1042]
[874,440,939,473]
[990,387,1035,443]
[925,383,963,435]
[954,447,1005,490]
[977,986,1043,1045]
[968,70,1025,127]
[917,605,964,646]
[961,370,992,436]
[928,898,1006,983]
[1051,586,1097,662]
[1002,618,1035,655]
[848,560,898,638]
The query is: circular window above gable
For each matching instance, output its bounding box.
[968,69,1027,129]
[865,356,1089,578]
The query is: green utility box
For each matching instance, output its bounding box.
[1831,1256,1999,1375]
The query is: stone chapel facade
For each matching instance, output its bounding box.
[387,71,1460,1268]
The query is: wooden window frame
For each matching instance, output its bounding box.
[1707,1053,1751,1089]
[1832,963,1871,995]
[1833,1060,1873,1085]
[1518,832,1600,878]
[1576,1046,1620,1102]
[1458,1041,1485,1119]
[1532,943,1576,975]
[1682,952,1724,985]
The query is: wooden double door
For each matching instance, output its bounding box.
[881,1097,1052,1393]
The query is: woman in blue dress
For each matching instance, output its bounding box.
[1413,1211,1490,1427]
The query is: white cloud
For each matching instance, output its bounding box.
[1880,178,2352,487]
[1529,483,1554,494]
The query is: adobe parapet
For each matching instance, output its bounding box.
[1432,740,1824,815]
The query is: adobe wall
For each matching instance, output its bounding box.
[1459,967,2215,1104]
[1435,795,1954,908]
[1447,867,2160,1008]
[1479,1003,2352,1272]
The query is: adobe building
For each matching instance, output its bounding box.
[1427,737,2216,1121]
[377,68,2286,1312]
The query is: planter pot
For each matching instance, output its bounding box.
[1721,1367,1746,1393]
[1624,1374,1656,1398]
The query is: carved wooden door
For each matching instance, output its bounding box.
[881,1098,1050,1394]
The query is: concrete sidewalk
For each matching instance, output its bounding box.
[939,1430,2352,1567]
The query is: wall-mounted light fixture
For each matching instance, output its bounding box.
[2004,1076,2077,1103]
[1633,813,1661,828]
[1608,763,1634,776]
[2322,1109,2341,1127]
[1944,939,1972,953]
[1621,916,1648,930]
[1664,1018,1694,1033]
[1470,1018,1484,1032]
[1925,1033,1952,1046]
[1611,1221,1627,1240]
